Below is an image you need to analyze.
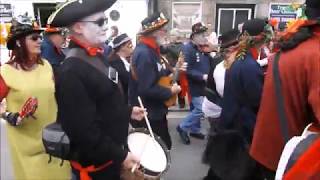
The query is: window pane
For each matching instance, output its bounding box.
[219,10,233,35]
[235,10,249,28]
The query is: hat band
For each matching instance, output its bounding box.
[113,37,131,49]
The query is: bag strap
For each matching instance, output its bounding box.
[273,52,290,142]
[66,48,124,94]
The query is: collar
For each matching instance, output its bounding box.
[120,56,130,72]
[69,36,104,56]
[139,36,160,55]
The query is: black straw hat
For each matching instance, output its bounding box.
[219,29,240,49]
[7,14,43,50]
[305,0,320,19]
[48,0,116,27]
[113,33,131,49]
[140,12,169,35]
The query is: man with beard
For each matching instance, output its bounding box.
[48,0,146,179]
[129,12,182,150]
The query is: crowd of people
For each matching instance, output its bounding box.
[0,0,319,180]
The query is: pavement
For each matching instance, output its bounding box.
[1,110,209,180]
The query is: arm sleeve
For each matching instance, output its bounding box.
[241,63,264,109]
[135,52,172,101]
[57,72,127,164]
[182,46,205,82]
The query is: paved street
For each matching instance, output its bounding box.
[1,110,209,180]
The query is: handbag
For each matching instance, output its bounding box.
[273,52,320,180]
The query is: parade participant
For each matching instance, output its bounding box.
[0,14,71,180]
[202,29,240,180]
[251,0,320,176]
[49,0,146,179]
[177,22,211,145]
[41,24,66,75]
[108,33,133,103]
[210,19,273,180]
[129,12,181,150]
[220,18,273,142]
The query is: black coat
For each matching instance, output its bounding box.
[56,45,131,179]
[108,53,130,103]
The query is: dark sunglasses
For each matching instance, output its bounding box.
[28,34,43,41]
[80,18,108,27]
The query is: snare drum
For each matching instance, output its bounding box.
[127,128,171,179]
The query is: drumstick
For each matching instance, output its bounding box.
[131,97,156,173]
[138,96,155,139]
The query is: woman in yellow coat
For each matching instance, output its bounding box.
[0,15,70,180]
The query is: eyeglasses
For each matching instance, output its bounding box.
[28,34,42,41]
[79,18,108,27]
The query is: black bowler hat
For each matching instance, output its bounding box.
[242,19,268,36]
[305,0,320,19]
[113,33,131,49]
[190,22,208,39]
[140,12,169,35]
[7,14,43,50]
[219,29,240,49]
[48,0,116,27]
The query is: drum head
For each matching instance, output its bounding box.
[128,131,168,173]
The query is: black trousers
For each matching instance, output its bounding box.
[131,115,172,150]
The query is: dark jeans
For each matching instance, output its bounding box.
[131,115,172,150]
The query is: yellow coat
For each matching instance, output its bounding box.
[1,60,71,180]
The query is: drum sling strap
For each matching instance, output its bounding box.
[66,48,118,180]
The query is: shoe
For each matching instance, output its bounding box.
[190,132,205,140]
[176,126,190,145]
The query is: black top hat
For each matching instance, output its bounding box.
[190,22,208,38]
[219,29,240,49]
[305,0,320,19]
[113,33,131,49]
[7,14,43,50]
[242,19,268,36]
[140,12,169,35]
[48,0,116,27]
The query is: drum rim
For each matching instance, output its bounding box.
[128,128,171,177]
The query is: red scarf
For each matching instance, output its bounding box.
[139,36,160,55]
[249,48,259,61]
[69,36,104,56]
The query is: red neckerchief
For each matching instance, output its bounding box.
[69,36,104,56]
[139,36,160,56]
[249,48,259,61]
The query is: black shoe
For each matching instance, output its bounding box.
[190,132,205,140]
[176,126,190,145]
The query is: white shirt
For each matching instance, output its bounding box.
[120,56,130,72]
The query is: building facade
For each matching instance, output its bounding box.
[157,0,304,35]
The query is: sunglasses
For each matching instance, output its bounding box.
[28,34,43,41]
[80,18,108,27]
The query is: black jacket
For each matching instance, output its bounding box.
[108,53,130,103]
[56,44,131,179]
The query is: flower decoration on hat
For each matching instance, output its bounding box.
[140,12,169,34]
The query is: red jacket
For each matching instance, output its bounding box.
[250,28,320,170]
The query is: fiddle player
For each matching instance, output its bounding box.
[129,12,182,150]
[177,22,211,145]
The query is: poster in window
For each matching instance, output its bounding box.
[0,4,13,22]
[172,2,202,32]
